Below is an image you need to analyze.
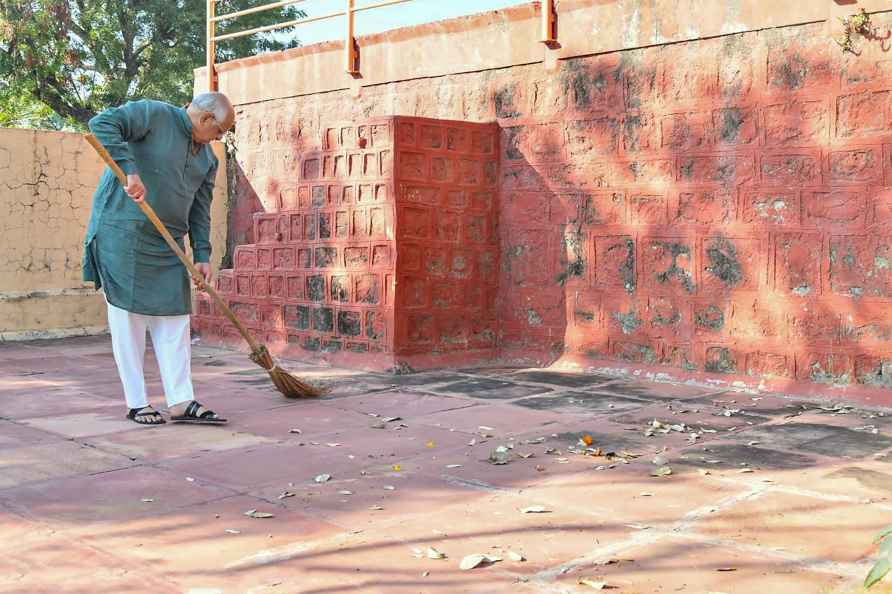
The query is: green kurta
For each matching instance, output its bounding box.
[83,100,217,316]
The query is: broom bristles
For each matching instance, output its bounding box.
[249,344,325,398]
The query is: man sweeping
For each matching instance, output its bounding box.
[83,92,235,426]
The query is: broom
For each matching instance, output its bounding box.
[85,134,323,399]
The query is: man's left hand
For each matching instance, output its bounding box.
[193,262,212,291]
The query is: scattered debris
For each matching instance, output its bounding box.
[244,509,275,519]
[427,547,447,560]
[277,491,296,500]
[651,466,673,477]
[488,446,511,465]
[459,553,502,570]
[508,550,526,562]
[314,474,331,483]
[818,404,854,415]
[644,419,688,437]
[520,506,550,514]
[597,558,632,566]
[225,529,241,534]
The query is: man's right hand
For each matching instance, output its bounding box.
[125,174,146,203]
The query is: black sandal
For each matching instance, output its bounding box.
[169,401,227,425]
[127,405,166,425]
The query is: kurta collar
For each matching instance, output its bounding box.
[175,107,194,139]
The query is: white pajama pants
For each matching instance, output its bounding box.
[106,301,195,410]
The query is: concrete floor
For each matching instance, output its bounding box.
[1,335,891,593]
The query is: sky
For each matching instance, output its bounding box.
[243,0,531,46]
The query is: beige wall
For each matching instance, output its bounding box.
[0,129,227,340]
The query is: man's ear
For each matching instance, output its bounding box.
[201,112,216,125]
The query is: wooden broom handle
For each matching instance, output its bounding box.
[84,134,261,353]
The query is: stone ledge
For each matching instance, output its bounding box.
[0,290,106,340]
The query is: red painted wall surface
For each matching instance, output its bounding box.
[195,117,500,370]
[200,17,892,389]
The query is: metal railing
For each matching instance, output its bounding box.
[206,0,557,91]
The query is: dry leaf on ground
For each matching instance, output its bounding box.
[651,466,673,477]
[459,553,502,570]
[520,505,550,514]
[488,446,511,465]
[244,510,275,519]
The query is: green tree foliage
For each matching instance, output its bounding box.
[0,0,303,128]
[0,82,70,129]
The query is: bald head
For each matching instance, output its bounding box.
[187,92,235,144]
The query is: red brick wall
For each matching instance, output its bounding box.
[207,19,892,387]
[195,118,399,367]
[508,22,892,387]
[393,119,500,365]
[195,116,501,370]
